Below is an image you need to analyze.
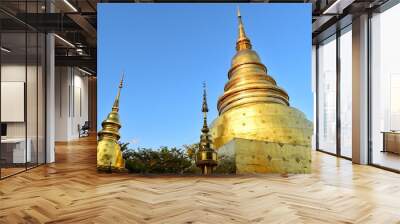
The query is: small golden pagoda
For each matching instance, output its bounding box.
[210,8,313,174]
[196,83,218,175]
[97,75,126,172]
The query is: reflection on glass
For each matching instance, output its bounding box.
[27,1,36,168]
[0,1,47,179]
[1,32,27,177]
[340,27,352,158]
[318,35,337,154]
[38,33,46,165]
[27,31,38,169]
[371,3,400,170]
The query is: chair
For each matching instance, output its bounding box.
[79,121,90,138]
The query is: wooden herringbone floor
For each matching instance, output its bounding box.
[1,136,400,224]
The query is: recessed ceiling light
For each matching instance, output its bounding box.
[78,67,93,76]
[54,34,75,48]
[1,47,11,53]
[63,0,78,12]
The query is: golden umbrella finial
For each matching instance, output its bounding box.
[112,72,124,112]
[236,7,252,51]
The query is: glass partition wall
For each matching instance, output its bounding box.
[316,25,353,159]
[317,34,337,155]
[0,31,27,177]
[0,2,46,179]
[315,0,400,171]
[339,26,352,159]
[370,3,400,171]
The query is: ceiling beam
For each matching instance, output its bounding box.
[55,55,96,73]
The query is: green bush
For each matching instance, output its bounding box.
[214,155,236,174]
[123,146,193,174]
[119,141,130,152]
[184,163,202,174]
[121,142,237,175]
[183,143,199,160]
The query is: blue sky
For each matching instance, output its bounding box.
[98,3,312,148]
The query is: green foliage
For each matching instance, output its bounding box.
[183,143,199,161]
[119,141,130,152]
[184,163,202,174]
[123,146,193,174]
[121,141,237,175]
[214,155,236,174]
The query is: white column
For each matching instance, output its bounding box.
[45,0,56,163]
[352,14,369,164]
[312,45,317,151]
[46,33,55,163]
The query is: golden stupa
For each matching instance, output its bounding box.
[97,75,126,172]
[210,9,313,174]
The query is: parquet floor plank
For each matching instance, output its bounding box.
[1,136,400,223]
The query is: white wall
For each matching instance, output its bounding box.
[1,65,25,136]
[1,63,46,164]
[55,66,68,140]
[1,82,25,122]
[1,65,39,138]
[54,67,89,141]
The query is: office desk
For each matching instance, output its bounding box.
[382,131,400,154]
[1,138,32,163]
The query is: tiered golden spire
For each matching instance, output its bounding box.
[201,82,209,135]
[97,74,126,172]
[216,8,289,115]
[196,82,217,175]
[112,73,124,112]
[210,9,313,174]
[236,7,252,51]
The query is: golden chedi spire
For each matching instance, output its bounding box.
[217,8,289,115]
[97,74,126,172]
[210,8,313,158]
[196,82,217,175]
[236,7,251,51]
[112,74,124,112]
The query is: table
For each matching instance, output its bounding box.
[1,138,32,163]
[382,131,400,154]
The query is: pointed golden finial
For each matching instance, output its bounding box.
[112,72,124,112]
[202,82,208,114]
[236,6,252,51]
[237,7,245,38]
[197,82,217,175]
[202,82,209,133]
